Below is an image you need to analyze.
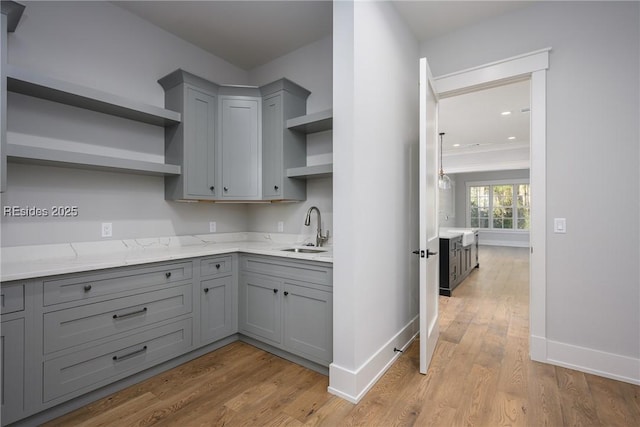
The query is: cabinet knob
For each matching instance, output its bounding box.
[83,284,92,292]
[274,185,279,191]
[210,186,215,191]
[224,187,229,192]
[165,272,172,278]
[215,263,221,269]
[204,288,209,293]
[284,291,289,296]
[273,288,278,293]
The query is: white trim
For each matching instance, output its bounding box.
[542,338,640,385]
[434,48,549,375]
[529,69,547,361]
[445,160,530,174]
[479,240,529,248]
[435,48,551,97]
[328,316,419,403]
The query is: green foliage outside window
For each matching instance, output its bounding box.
[469,183,530,230]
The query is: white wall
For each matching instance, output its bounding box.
[330,0,419,401]
[453,169,530,248]
[246,36,333,237]
[423,1,640,379]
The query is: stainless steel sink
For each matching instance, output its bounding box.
[281,247,327,254]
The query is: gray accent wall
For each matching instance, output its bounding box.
[247,36,333,236]
[423,1,640,360]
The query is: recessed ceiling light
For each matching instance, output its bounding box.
[508,136,516,140]
[501,111,512,116]
[453,143,460,147]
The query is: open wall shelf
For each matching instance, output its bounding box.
[6,144,181,176]
[287,163,332,179]
[6,65,181,126]
[286,108,332,134]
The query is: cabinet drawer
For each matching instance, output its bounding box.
[44,283,193,354]
[43,262,192,306]
[200,256,232,277]
[1,283,24,314]
[43,318,192,403]
[241,256,332,286]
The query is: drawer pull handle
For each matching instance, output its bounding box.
[112,345,147,362]
[165,272,172,278]
[113,307,147,319]
[83,284,92,292]
[215,264,221,269]
[204,288,209,293]
[284,291,289,296]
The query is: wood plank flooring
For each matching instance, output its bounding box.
[45,246,640,426]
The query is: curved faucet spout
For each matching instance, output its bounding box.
[304,206,329,247]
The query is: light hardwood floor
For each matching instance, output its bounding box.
[46,246,640,426]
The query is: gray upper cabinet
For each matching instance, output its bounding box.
[160,69,313,202]
[159,70,219,200]
[261,79,310,201]
[218,93,261,200]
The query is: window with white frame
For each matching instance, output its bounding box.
[467,181,530,230]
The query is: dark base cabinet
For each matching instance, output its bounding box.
[439,232,479,296]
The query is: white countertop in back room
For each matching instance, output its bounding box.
[0,232,333,282]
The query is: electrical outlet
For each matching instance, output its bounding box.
[101,222,113,238]
[209,221,217,233]
[277,221,284,232]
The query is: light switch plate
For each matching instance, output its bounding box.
[554,218,566,233]
[209,222,216,233]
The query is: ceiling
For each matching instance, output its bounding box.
[115,1,333,70]
[439,80,530,154]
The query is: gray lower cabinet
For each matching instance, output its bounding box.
[218,95,261,200]
[238,255,333,367]
[200,255,235,344]
[160,70,220,200]
[260,80,309,201]
[1,318,25,425]
[1,252,332,425]
[238,272,282,344]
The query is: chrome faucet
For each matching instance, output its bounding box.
[304,206,329,247]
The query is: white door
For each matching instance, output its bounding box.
[418,57,440,374]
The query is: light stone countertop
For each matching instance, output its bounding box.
[1,232,333,282]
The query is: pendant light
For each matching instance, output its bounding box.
[438,132,452,190]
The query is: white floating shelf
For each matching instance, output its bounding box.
[6,144,181,176]
[286,109,332,134]
[6,65,181,127]
[287,163,333,179]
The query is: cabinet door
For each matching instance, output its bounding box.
[185,87,216,198]
[262,94,283,199]
[200,276,234,343]
[219,97,260,199]
[238,273,281,344]
[282,283,332,364]
[1,318,25,425]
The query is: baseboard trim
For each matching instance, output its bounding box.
[479,239,529,248]
[328,316,419,403]
[530,335,640,385]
